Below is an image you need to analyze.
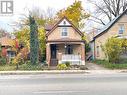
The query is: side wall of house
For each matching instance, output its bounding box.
[94,14,127,60]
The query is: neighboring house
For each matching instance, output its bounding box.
[90,9,127,60]
[45,16,85,66]
[0,37,16,59]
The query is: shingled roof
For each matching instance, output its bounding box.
[93,9,127,40]
[0,37,14,47]
[45,24,54,31]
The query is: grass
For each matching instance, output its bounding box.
[19,64,44,70]
[0,63,88,71]
[0,65,16,71]
[93,59,127,69]
[0,64,46,71]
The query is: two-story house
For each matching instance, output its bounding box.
[91,9,127,60]
[45,17,85,66]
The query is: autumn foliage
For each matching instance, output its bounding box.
[102,37,127,63]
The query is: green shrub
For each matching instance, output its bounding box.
[71,64,80,68]
[19,64,43,70]
[102,37,125,63]
[0,57,7,65]
[0,65,15,71]
[9,58,14,65]
[57,64,68,70]
[94,59,127,69]
[25,61,31,64]
[80,65,88,70]
[64,61,71,67]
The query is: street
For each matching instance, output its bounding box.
[0,73,127,95]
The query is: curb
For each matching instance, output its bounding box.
[0,70,126,75]
[0,70,89,75]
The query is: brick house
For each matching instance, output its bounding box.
[90,9,127,60]
[0,36,16,59]
[45,17,85,66]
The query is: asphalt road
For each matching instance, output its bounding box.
[0,73,127,95]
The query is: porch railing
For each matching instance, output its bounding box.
[61,54,82,65]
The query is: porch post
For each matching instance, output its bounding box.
[81,43,85,65]
[46,43,51,66]
[58,53,62,64]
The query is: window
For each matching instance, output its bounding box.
[65,45,73,54]
[7,51,15,58]
[63,21,66,25]
[119,24,125,34]
[96,46,99,57]
[61,27,68,37]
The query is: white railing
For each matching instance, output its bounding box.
[61,54,82,65]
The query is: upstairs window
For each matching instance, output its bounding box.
[61,27,68,37]
[119,24,125,34]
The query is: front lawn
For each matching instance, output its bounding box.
[0,63,88,71]
[93,59,127,69]
[0,64,45,71]
[0,65,16,71]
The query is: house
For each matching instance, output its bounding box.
[91,9,127,60]
[45,16,85,66]
[0,36,16,59]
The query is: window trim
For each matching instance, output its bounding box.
[61,27,68,37]
[119,24,125,34]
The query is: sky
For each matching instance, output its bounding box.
[0,0,93,32]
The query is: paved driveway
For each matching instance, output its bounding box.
[86,62,108,70]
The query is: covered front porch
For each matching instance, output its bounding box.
[46,41,85,66]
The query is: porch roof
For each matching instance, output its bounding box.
[46,38,85,43]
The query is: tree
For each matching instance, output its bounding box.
[0,28,11,38]
[56,0,90,29]
[0,44,2,57]
[38,28,46,62]
[13,7,56,29]
[102,37,123,63]
[14,28,30,48]
[13,7,53,62]
[29,15,39,65]
[82,33,90,53]
[14,27,46,62]
[88,0,127,25]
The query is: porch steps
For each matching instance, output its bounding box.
[50,59,58,66]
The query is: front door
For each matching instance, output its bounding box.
[51,44,57,58]
[50,44,58,66]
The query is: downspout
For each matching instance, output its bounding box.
[94,39,96,60]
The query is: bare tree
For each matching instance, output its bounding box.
[0,28,11,38]
[88,0,127,25]
[12,7,56,29]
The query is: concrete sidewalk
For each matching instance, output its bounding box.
[0,70,126,75]
[86,62,108,70]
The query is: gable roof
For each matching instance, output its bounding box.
[93,9,127,40]
[0,37,14,47]
[45,24,54,31]
[45,16,84,37]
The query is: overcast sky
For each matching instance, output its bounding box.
[0,0,93,32]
